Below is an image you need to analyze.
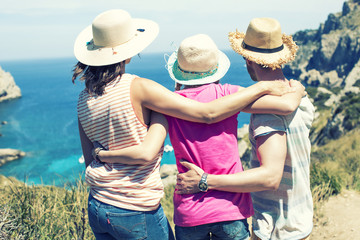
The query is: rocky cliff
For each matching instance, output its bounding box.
[284,0,360,90]
[283,0,360,146]
[0,67,21,102]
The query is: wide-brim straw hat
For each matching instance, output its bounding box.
[74,9,159,66]
[228,17,298,70]
[166,34,230,86]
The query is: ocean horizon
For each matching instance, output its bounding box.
[0,50,253,186]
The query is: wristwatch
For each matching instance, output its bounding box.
[92,146,104,162]
[198,173,209,192]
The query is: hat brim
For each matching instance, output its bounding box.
[166,50,230,85]
[74,18,159,66]
[228,31,298,70]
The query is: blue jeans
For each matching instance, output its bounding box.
[175,219,250,240]
[88,194,175,240]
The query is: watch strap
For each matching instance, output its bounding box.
[201,172,208,182]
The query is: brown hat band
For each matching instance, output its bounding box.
[242,42,284,54]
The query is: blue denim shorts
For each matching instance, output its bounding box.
[88,194,174,240]
[175,219,250,240]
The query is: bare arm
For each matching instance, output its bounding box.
[78,119,94,168]
[243,80,305,115]
[96,111,168,165]
[133,78,292,124]
[175,131,287,194]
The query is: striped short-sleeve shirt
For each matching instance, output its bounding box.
[249,96,315,240]
[77,73,164,211]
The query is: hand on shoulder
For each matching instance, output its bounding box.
[289,79,306,97]
[260,80,292,96]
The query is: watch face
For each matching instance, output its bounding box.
[199,182,208,191]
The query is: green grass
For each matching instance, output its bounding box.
[0,176,176,239]
[309,127,360,227]
[310,128,360,191]
[0,176,93,239]
[161,183,175,229]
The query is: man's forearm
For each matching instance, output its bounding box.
[207,166,280,192]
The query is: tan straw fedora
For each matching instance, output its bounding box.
[166,34,230,85]
[228,18,298,70]
[74,9,159,66]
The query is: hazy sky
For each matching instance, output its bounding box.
[0,0,345,61]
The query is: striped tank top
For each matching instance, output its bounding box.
[77,73,164,211]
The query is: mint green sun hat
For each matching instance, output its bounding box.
[166,34,230,86]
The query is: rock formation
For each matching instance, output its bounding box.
[0,149,26,167]
[284,0,360,92]
[0,67,21,102]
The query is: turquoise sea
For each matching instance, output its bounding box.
[0,51,252,186]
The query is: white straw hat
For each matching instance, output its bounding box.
[229,18,298,70]
[166,34,230,86]
[74,9,159,66]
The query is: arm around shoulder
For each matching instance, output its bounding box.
[133,77,274,124]
[243,79,305,115]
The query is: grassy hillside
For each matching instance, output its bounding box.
[0,176,93,239]
[308,85,360,194]
[311,128,360,192]
[0,175,176,239]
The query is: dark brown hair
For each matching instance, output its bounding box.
[72,61,125,95]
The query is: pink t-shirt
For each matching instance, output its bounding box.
[166,83,254,227]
